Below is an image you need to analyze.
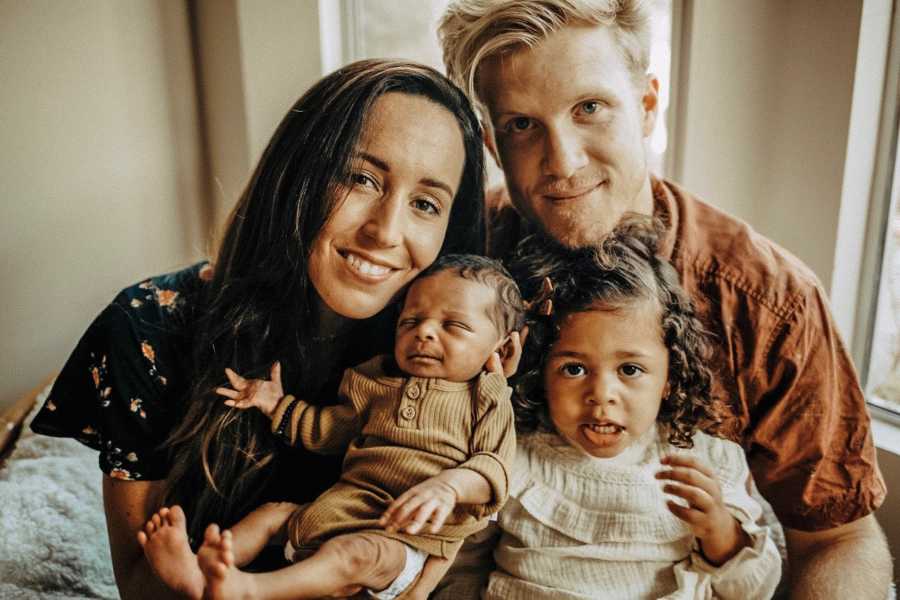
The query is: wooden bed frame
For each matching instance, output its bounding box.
[0,376,54,466]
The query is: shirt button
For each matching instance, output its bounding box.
[406,385,421,400]
[401,406,417,420]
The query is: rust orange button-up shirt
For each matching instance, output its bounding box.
[486,177,886,532]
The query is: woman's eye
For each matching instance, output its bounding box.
[620,364,644,378]
[412,197,440,216]
[505,116,533,133]
[560,363,586,377]
[351,172,378,189]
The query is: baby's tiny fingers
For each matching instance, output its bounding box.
[428,504,452,534]
[224,368,248,390]
[405,500,440,535]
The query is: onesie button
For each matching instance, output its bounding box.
[401,406,417,420]
[406,384,421,400]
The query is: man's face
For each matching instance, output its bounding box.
[478,25,658,247]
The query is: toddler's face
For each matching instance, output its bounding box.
[544,299,668,458]
[395,270,503,382]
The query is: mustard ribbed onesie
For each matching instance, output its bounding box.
[270,355,515,558]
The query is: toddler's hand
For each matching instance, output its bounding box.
[379,475,459,535]
[215,362,284,417]
[656,454,751,565]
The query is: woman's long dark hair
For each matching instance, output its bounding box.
[509,216,723,449]
[161,59,485,543]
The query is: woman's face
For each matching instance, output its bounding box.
[308,92,466,321]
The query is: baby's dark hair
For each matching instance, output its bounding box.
[508,216,722,448]
[415,253,525,335]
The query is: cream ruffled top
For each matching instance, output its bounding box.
[486,425,781,600]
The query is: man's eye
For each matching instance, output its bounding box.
[580,101,599,114]
[620,364,644,378]
[412,198,440,216]
[560,363,586,377]
[505,117,533,132]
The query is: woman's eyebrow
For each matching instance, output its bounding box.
[357,151,453,197]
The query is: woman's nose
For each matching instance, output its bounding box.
[361,191,404,248]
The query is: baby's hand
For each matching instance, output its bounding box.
[656,454,751,565]
[215,362,284,418]
[379,475,459,535]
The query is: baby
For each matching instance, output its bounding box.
[145,254,523,600]
[471,220,781,599]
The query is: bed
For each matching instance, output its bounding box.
[0,379,117,599]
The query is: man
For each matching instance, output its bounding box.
[436,1,891,598]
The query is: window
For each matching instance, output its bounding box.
[866,127,900,420]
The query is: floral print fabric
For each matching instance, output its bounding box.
[31,262,210,480]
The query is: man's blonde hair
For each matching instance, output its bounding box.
[439,0,653,115]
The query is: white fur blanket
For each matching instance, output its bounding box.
[0,387,117,599]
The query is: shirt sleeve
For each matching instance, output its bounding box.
[673,436,782,600]
[457,372,516,517]
[746,283,886,531]
[30,298,179,481]
[271,369,363,454]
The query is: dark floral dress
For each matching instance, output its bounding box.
[31,262,211,480]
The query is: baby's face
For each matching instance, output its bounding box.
[395,270,503,382]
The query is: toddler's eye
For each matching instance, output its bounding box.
[560,363,586,377]
[620,364,644,378]
[581,101,599,114]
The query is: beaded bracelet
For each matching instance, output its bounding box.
[274,394,301,440]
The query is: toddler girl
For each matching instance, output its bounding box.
[141,254,523,600]
[487,220,781,599]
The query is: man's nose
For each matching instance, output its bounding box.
[542,122,589,179]
[361,190,404,248]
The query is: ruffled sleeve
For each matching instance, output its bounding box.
[30,263,206,481]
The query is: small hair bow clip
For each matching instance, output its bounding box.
[524,276,554,316]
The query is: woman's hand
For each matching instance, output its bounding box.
[656,454,751,565]
[215,362,284,418]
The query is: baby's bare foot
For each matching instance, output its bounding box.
[137,505,203,599]
[198,524,257,600]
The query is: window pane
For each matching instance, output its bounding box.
[867,128,900,416]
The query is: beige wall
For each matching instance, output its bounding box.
[676,0,862,289]
[1,0,208,410]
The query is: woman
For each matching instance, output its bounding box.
[31,59,487,600]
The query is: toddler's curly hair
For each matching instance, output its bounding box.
[508,215,723,448]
